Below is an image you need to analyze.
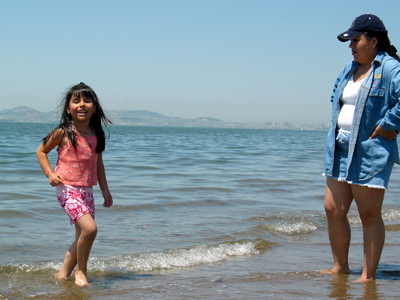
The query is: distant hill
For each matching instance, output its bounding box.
[106,109,172,125]
[0,106,58,123]
[197,117,223,122]
[0,106,228,127]
[0,106,327,130]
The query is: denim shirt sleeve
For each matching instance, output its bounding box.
[379,61,400,131]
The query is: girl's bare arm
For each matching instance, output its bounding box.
[36,129,65,186]
[97,152,113,207]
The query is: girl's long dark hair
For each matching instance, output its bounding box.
[42,82,112,153]
[365,31,400,62]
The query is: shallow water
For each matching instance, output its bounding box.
[1,122,400,299]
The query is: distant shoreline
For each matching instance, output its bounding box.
[0,120,329,132]
[0,106,330,131]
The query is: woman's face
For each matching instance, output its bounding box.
[349,34,378,65]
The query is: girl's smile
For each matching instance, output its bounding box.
[67,95,94,123]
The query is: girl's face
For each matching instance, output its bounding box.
[349,34,378,65]
[67,94,95,124]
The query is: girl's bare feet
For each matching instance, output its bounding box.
[75,271,90,287]
[54,272,68,280]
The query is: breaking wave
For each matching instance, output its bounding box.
[0,240,266,276]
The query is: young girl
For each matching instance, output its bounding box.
[36,82,113,287]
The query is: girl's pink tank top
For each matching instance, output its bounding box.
[55,133,98,187]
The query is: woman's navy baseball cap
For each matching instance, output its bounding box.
[337,14,387,42]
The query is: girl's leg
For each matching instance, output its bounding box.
[352,185,385,282]
[74,213,97,286]
[56,226,80,279]
[324,177,354,274]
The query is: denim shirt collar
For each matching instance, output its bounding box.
[349,51,385,71]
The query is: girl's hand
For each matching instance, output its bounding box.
[369,125,398,140]
[102,190,113,208]
[48,173,63,186]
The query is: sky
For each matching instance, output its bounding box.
[1,0,400,125]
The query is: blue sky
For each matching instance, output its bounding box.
[1,0,400,125]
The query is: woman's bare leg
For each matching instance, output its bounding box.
[324,177,354,274]
[352,184,385,282]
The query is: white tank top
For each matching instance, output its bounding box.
[337,74,364,132]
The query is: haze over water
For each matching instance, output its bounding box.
[1,122,400,299]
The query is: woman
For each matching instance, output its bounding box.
[323,14,400,282]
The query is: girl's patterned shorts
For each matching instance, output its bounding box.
[56,184,95,225]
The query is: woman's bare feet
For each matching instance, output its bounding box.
[319,268,351,275]
[352,276,375,283]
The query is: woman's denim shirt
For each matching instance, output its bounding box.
[324,51,400,181]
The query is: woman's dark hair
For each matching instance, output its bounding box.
[365,31,400,62]
[43,82,112,153]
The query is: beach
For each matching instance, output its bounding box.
[1,122,400,299]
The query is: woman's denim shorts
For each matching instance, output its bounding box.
[331,128,393,190]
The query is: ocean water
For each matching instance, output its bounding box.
[1,122,400,299]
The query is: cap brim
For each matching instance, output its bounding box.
[337,30,362,42]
